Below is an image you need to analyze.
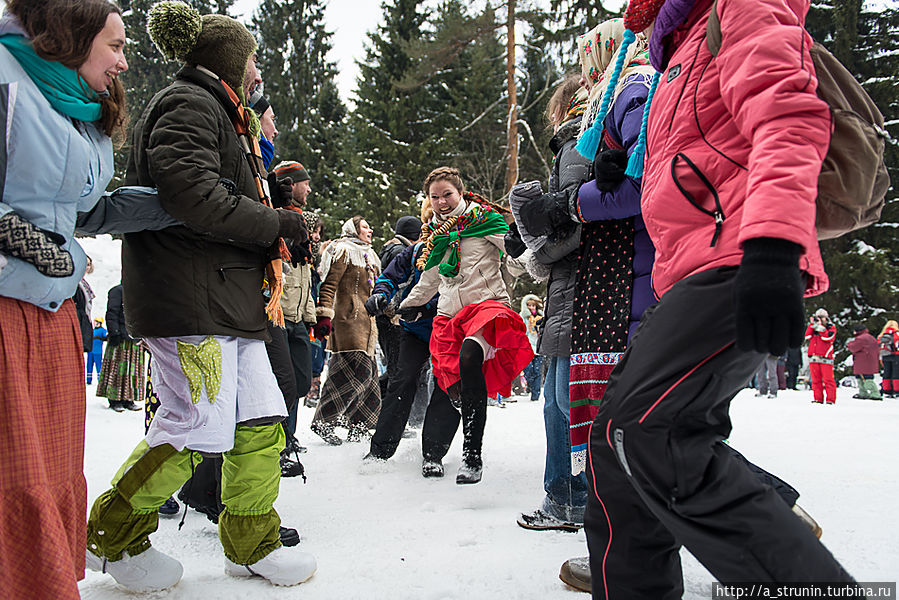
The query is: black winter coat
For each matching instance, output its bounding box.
[536,118,592,357]
[121,67,280,340]
[73,286,93,352]
[105,284,127,346]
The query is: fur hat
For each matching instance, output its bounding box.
[148,1,257,100]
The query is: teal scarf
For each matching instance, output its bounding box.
[0,34,102,122]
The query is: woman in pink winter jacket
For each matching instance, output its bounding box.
[578,0,858,597]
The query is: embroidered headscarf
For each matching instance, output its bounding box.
[575,15,662,178]
[576,19,656,144]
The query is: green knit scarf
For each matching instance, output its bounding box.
[422,204,508,277]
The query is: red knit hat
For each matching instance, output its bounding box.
[623,0,667,33]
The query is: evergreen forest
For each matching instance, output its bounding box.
[115,0,897,374]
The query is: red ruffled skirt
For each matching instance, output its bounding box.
[430,300,534,398]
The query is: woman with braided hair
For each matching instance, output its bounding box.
[399,167,534,484]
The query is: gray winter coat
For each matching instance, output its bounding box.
[535,118,591,357]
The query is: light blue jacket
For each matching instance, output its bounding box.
[0,17,113,312]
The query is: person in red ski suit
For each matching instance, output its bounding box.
[806,308,837,404]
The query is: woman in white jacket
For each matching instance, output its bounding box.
[400,167,533,484]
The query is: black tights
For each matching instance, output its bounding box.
[458,339,487,467]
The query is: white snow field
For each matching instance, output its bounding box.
[75,236,898,598]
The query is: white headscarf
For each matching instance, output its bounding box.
[319,217,380,281]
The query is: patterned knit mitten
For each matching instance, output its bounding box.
[0,212,74,277]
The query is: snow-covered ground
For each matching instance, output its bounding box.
[76,235,899,598]
[78,386,899,599]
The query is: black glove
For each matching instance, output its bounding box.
[504,222,527,259]
[518,191,571,238]
[397,304,437,322]
[0,212,74,277]
[289,240,314,265]
[364,293,388,316]
[267,173,294,209]
[107,332,124,348]
[592,149,628,192]
[277,209,308,245]
[734,238,805,356]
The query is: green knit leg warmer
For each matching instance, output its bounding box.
[219,423,284,564]
[861,377,882,399]
[87,441,202,561]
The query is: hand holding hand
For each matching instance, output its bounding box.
[592,149,628,192]
[313,316,332,340]
[504,222,527,258]
[397,304,437,322]
[364,293,388,317]
[518,191,571,238]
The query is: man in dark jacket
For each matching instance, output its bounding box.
[848,324,882,400]
[86,3,314,592]
[376,215,423,396]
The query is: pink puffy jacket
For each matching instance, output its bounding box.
[642,0,831,299]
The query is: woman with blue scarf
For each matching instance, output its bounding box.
[0,1,128,597]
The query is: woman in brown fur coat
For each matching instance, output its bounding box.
[311,216,382,444]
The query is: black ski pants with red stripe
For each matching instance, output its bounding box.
[584,267,855,599]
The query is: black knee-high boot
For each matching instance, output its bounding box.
[457,339,487,484]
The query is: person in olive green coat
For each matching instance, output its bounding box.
[85,2,314,592]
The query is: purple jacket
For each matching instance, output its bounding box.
[575,76,656,339]
[848,330,880,376]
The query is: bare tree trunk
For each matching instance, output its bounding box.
[504,0,518,195]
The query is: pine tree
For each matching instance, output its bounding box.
[805,1,899,376]
[351,0,437,241]
[539,0,619,62]
[250,0,355,235]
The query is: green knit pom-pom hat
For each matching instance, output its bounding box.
[147,1,202,61]
[148,1,257,100]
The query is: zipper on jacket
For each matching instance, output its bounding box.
[670,152,725,247]
[666,40,704,136]
[216,263,258,282]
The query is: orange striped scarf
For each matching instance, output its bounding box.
[220,80,291,327]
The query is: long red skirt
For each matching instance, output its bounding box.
[430,300,534,398]
[0,296,86,599]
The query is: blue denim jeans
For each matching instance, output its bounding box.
[542,356,588,523]
[522,355,544,401]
